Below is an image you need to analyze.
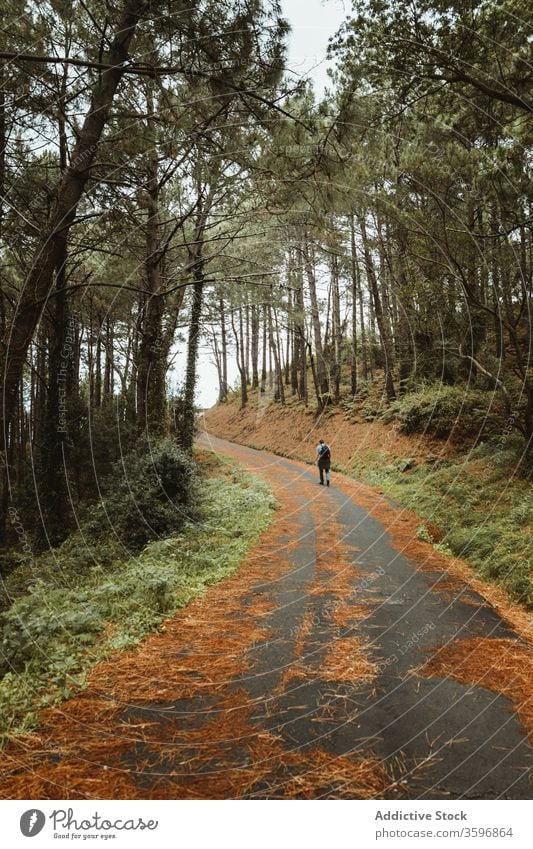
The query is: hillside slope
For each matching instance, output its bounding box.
[204,392,451,469]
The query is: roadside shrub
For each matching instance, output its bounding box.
[0,588,103,676]
[416,524,434,544]
[85,439,197,551]
[2,442,200,608]
[377,437,532,607]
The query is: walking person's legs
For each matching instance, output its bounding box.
[319,464,325,484]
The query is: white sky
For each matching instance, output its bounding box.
[282,0,349,95]
[173,0,349,409]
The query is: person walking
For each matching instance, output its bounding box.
[316,438,331,486]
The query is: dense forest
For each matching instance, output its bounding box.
[0,0,532,805]
[0,0,531,561]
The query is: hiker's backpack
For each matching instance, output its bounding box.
[319,444,331,461]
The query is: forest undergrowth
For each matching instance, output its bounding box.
[0,449,276,743]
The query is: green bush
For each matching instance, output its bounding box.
[0,589,103,676]
[85,438,196,551]
[383,383,502,439]
[483,555,531,603]
[416,524,434,544]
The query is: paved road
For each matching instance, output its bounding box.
[195,435,532,799]
[1,434,531,799]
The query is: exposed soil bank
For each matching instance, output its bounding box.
[203,394,450,471]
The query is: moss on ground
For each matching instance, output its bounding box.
[0,452,276,741]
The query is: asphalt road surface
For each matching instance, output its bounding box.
[194,435,532,799]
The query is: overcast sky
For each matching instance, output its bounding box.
[173,0,350,409]
[282,0,348,94]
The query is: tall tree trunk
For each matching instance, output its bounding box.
[260,303,267,394]
[231,306,248,408]
[268,303,284,403]
[395,217,414,394]
[219,296,228,401]
[274,307,285,403]
[182,272,204,452]
[88,305,94,408]
[104,318,113,401]
[36,232,70,546]
[268,324,273,390]
[180,174,215,448]
[250,302,259,390]
[463,200,486,381]
[35,72,70,547]
[212,332,223,401]
[136,81,169,437]
[350,215,358,395]
[239,305,247,389]
[376,213,394,356]
[288,285,298,394]
[490,210,504,361]
[332,254,342,403]
[358,213,396,400]
[295,282,308,405]
[95,322,102,408]
[324,281,332,362]
[17,382,27,486]
[307,341,322,409]
[299,338,308,404]
[245,299,250,385]
[303,240,328,399]
[358,254,368,381]
[367,281,376,379]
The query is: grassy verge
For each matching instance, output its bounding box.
[348,438,532,606]
[0,451,276,741]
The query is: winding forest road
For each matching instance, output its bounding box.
[1,435,532,799]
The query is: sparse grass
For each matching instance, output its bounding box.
[352,438,532,606]
[0,452,276,741]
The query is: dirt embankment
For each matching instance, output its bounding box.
[202,394,451,472]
